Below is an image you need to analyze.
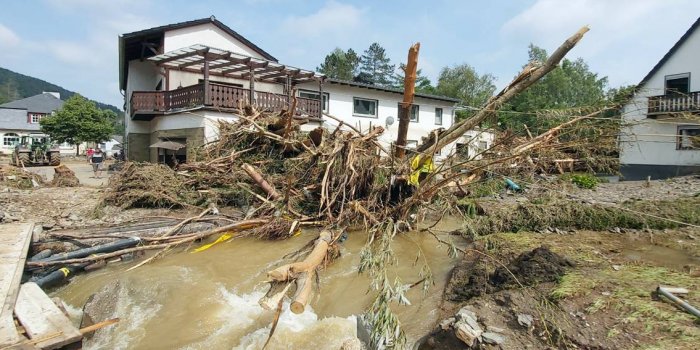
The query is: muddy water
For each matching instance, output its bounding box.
[54,220,464,349]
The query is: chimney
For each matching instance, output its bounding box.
[43,92,60,99]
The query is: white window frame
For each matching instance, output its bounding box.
[29,113,42,124]
[353,97,378,118]
[298,89,329,113]
[678,125,700,150]
[3,133,20,147]
[399,103,420,122]
[435,108,443,125]
[406,140,418,149]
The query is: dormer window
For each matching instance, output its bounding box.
[665,73,690,96]
[29,113,43,124]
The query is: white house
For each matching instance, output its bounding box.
[119,17,460,163]
[620,17,700,180]
[0,92,81,155]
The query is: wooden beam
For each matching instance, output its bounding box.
[156,48,208,65]
[203,56,210,105]
[242,65,285,79]
[0,223,33,347]
[260,70,299,81]
[221,65,251,75]
[249,67,255,105]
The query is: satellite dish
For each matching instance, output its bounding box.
[385,116,395,126]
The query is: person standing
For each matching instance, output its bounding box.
[91,147,104,178]
[86,147,94,163]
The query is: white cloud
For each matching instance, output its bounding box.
[0,23,20,47]
[501,0,700,87]
[281,1,364,38]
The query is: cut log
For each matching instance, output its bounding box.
[14,282,82,349]
[241,163,281,200]
[290,271,315,314]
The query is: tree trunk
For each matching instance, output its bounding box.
[395,43,420,159]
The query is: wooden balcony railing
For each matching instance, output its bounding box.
[648,91,700,115]
[131,82,322,119]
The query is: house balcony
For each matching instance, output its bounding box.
[130,82,322,120]
[647,91,700,117]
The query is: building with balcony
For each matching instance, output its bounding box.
[119,16,459,163]
[620,17,700,180]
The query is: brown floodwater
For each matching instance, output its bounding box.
[53,218,465,350]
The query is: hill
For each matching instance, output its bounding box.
[0,67,122,114]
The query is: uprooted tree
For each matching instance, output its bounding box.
[28,26,605,349]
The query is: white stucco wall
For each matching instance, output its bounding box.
[125,60,162,135]
[163,23,266,59]
[457,128,496,160]
[620,25,700,167]
[297,82,457,159]
[167,70,284,94]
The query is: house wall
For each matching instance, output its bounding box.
[163,23,266,59]
[167,70,284,95]
[457,129,496,160]
[0,130,83,155]
[620,26,700,180]
[297,82,457,160]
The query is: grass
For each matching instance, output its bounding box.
[482,231,700,348]
[461,196,700,236]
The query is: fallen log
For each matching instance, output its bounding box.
[260,229,334,314]
[242,163,281,200]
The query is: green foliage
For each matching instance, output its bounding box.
[563,173,599,189]
[40,94,115,145]
[499,44,609,134]
[435,64,497,121]
[0,66,121,114]
[391,63,436,94]
[316,48,360,81]
[359,43,396,87]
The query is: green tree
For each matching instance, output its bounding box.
[435,63,497,120]
[40,94,114,155]
[392,63,437,94]
[359,43,395,86]
[0,78,21,104]
[499,44,609,134]
[317,48,359,80]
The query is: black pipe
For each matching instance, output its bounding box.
[33,263,90,289]
[37,237,141,263]
[29,249,53,261]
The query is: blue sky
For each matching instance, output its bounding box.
[0,0,698,108]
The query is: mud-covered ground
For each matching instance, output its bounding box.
[423,228,700,350]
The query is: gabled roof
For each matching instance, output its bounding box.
[0,93,63,114]
[119,16,277,91]
[326,78,460,104]
[638,16,700,88]
[0,108,40,131]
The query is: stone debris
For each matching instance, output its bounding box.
[439,317,455,330]
[455,320,482,347]
[481,331,506,345]
[517,313,534,328]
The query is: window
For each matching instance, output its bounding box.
[29,113,43,124]
[353,97,378,118]
[478,141,488,151]
[678,125,700,150]
[435,108,443,125]
[406,140,418,149]
[665,73,690,96]
[398,103,419,122]
[3,133,20,147]
[299,89,329,113]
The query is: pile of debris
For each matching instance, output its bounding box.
[0,165,43,189]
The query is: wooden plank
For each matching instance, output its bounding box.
[14,282,82,350]
[0,223,34,347]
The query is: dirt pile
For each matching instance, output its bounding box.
[448,246,572,302]
[0,165,44,189]
[50,164,80,187]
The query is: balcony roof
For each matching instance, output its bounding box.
[148,44,324,84]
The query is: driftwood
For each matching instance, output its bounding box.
[242,163,281,200]
[260,230,334,314]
